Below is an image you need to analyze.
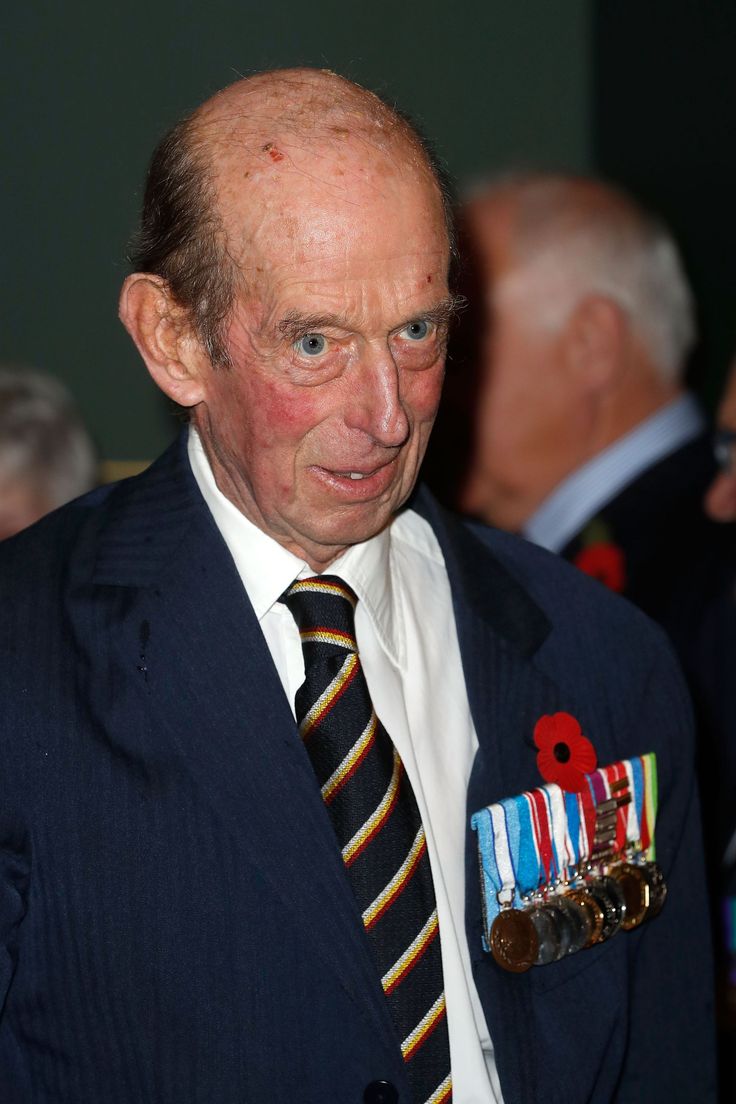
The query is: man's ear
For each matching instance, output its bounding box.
[118,274,210,407]
[563,295,627,395]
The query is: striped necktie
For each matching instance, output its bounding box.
[281,575,452,1104]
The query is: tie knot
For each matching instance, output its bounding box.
[281,575,359,654]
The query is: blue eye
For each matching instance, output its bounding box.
[297,333,327,357]
[403,320,430,340]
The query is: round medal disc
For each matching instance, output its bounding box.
[566,887,605,947]
[641,862,668,919]
[553,893,592,954]
[588,876,626,940]
[527,905,562,965]
[610,862,650,930]
[490,909,539,973]
[543,901,575,958]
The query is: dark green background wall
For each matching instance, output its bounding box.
[2,2,590,461]
[593,3,736,410]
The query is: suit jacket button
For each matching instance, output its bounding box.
[363,1080,399,1104]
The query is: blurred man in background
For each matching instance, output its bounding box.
[428,172,733,682]
[435,173,712,604]
[0,367,97,540]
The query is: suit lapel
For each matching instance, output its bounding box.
[85,435,400,1058]
[413,487,557,800]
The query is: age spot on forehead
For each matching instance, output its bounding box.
[262,141,285,163]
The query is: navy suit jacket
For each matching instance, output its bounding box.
[0,434,715,1103]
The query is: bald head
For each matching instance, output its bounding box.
[194,67,425,157]
[129,68,453,366]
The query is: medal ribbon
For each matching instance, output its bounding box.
[587,767,610,807]
[513,794,541,898]
[544,784,569,882]
[578,781,597,860]
[500,797,523,907]
[528,788,555,883]
[564,789,582,871]
[602,761,628,854]
[470,808,502,948]
[624,756,643,848]
[641,753,658,860]
[586,768,611,856]
[490,803,519,908]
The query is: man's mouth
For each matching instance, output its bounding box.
[311,457,400,495]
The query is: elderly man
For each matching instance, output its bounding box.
[0,73,714,1103]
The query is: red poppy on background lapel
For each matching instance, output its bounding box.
[573,541,626,593]
[533,712,597,792]
[573,517,626,594]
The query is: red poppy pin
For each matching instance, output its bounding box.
[533,712,597,792]
[573,518,626,593]
[573,542,626,594]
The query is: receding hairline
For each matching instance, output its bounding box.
[189,68,429,159]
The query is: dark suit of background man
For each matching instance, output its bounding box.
[0,74,715,1103]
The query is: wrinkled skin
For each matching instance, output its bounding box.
[193,134,452,569]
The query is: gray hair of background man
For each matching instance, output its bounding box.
[0,368,97,508]
[127,70,458,370]
[484,173,696,383]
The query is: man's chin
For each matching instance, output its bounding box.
[293,505,398,565]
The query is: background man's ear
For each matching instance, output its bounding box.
[563,295,627,394]
[118,274,209,408]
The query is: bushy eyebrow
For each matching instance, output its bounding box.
[277,295,465,342]
[418,295,466,329]
[277,312,348,341]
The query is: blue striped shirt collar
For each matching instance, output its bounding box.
[523,393,706,553]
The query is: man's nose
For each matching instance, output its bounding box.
[346,346,409,447]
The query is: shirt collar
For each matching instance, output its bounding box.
[187,427,402,667]
[524,393,705,553]
[330,528,401,668]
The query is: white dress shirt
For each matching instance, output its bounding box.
[188,429,503,1103]
[524,393,705,553]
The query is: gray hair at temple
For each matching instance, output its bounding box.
[0,368,97,508]
[480,173,696,383]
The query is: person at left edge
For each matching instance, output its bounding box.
[0,68,715,1103]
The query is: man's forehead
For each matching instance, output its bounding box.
[215,141,446,280]
[212,130,433,219]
